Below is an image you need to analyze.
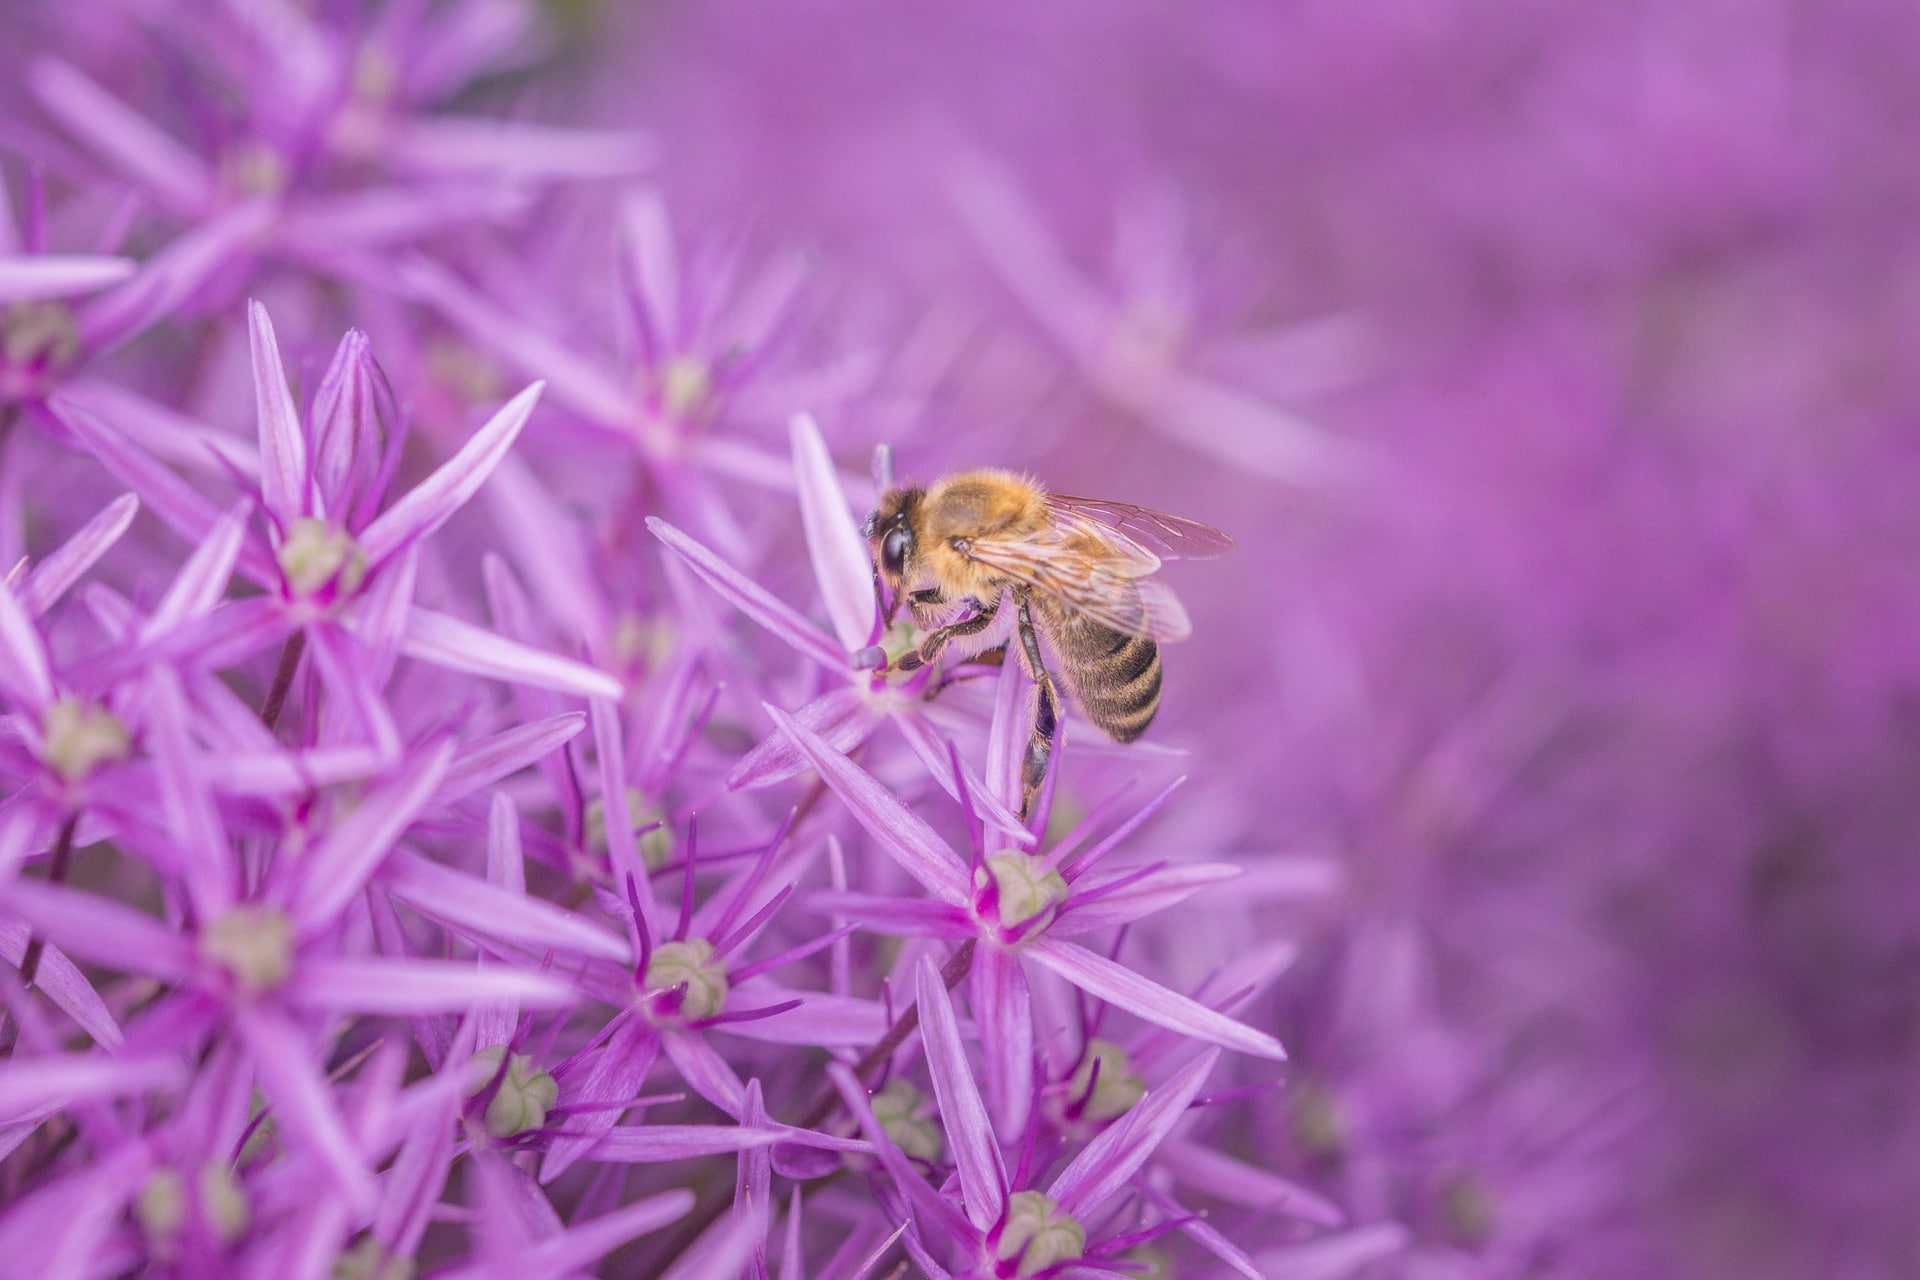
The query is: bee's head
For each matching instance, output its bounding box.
[863,487,923,615]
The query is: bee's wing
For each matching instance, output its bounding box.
[963,532,1195,643]
[1044,494,1237,560]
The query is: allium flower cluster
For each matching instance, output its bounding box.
[8,2,1918,1278]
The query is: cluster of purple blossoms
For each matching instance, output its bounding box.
[6,2,1920,1278]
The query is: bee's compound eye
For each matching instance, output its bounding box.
[880,526,911,578]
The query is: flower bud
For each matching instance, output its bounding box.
[993,1191,1085,1278]
[584,787,673,873]
[1065,1039,1146,1124]
[871,1077,943,1163]
[467,1046,560,1139]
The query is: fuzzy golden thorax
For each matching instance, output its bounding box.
[869,469,1048,611]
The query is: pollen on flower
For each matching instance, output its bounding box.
[994,1190,1086,1278]
[468,1046,560,1140]
[278,518,370,599]
[200,906,296,992]
[41,696,131,780]
[975,851,1070,941]
[644,937,729,1021]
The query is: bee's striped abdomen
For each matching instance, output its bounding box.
[1053,619,1163,743]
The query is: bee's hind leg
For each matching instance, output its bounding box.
[1014,593,1062,823]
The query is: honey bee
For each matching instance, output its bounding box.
[865,469,1235,817]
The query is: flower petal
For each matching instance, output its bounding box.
[291,740,454,927]
[1,881,197,982]
[1048,1048,1219,1219]
[435,712,586,805]
[790,414,875,650]
[401,607,622,701]
[28,58,213,213]
[1024,937,1286,1061]
[20,493,138,618]
[0,918,119,1047]
[234,1004,372,1209]
[0,254,135,303]
[359,381,545,566]
[971,945,1033,1143]
[1050,862,1242,937]
[0,1053,181,1125]
[0,578,54,709]
[648,518,845,672]
[761,702,970,904]
[287,956,577,1015]
[384,850,630,964]
[917,956,1008,1230]
[588,1125,787,1162]
[248,301,312,525]
[725,686,879,791]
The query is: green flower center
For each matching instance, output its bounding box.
[278,518,370,599]
[975,851,1070,942]
[136,1163,248,1251]
[656,357,712,422]
[644,937,729,1021]
[41,696,131,781]
[467,1046,560,1139]
[201,906,295,992]
[994,1191,1085,1278]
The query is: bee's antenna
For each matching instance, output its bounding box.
[872,442,895,492]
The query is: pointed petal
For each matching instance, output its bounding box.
[701,985,886,1047]
[50,397,276,587]
[917,957,1008,1230]
[359,381,544,566]
[2,881,197,982]
[0,578,54,709]
[662,1030,747,1118]
[803,892,974,940]
[1051,863,1242,937]
[621,189,681,355]
[893,712,1032,846]
[790,414,874,650]
[384,850,630,964]
[248,301,311,525]
[399,257,637,427]
[1156,1138,1343,1225]
[588,1125,787,1162]
[401,607,622,700]
[79,201,277,353]
[0,254,134,303]
[436,712,586,805]
[234,1004,372,1209]
[726,686,879,791]
[28,59,213,212]
[761,702,970,905]
[435,1192,694,1280]
[0,918,119,1047]
[391,118,655,179]
[1048,1049,1219,1219]
[287,957,576,1015]
[647,518,844,671]
[590,697,654,938]
[542,1016,660,1183]
[143,499,249,637]
[292,741,454,927]
[0,1053,181,1124]
[971,945,1033,1143]
[20,493,138,617]
[1024,938,1286,1061]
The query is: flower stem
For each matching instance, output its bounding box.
[801,936,977,1129]
[259,630,308,732]
[15,814,79,993]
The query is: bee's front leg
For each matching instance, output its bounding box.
[895,597,998,672]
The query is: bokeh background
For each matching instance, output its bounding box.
[7,1,1920,1276]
